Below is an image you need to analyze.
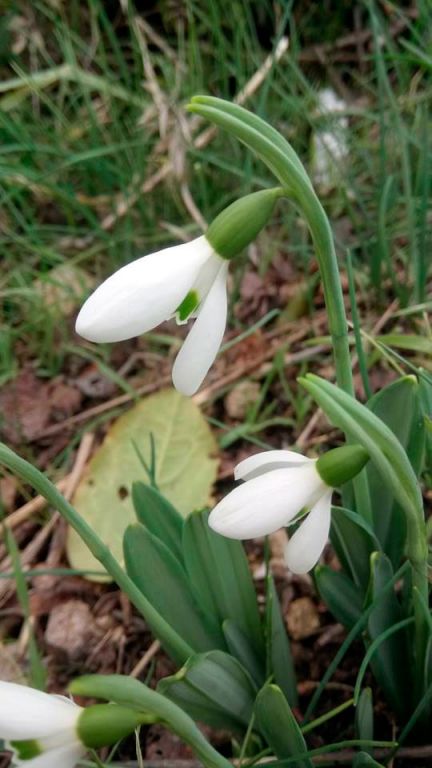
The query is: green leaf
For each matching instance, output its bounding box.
[366,376,424,565]
[419,375,432,471]
[132,482,184,563]
[69,675,231,768]
[315,565,363,628]
[352,753,385,767]
[330,506,380,589]
[266,575,298,707]
[158,650,257,734]
[182,510,263,654]
[222,619,264,687]
[365,553,411,718]
[299,375,425,557]
[67,389,218,578]
[254,684,312,766]
[355,688,373,745]
[124,523,223,655]
[377,334,432,356]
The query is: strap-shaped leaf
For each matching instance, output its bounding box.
[266,575,298,706]
[355,688,373,744]
[419,375,432,471]
[222,619,264,687]
[254,684,312,766]
[182,510,263,654]
[366,377,424,566]
[352,753,385,767]
[124,523,223,654]
[365,553,411,718]
[331,506,380,589]
[158,650,257,734]
[299,375,425,553]
[315,565,363,628]
[132,482,184,563]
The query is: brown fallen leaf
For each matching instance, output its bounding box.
[0,642,25,683]
[0,368,50,443]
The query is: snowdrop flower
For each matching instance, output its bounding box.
[76,188,281,396]
[209,445,368,574]
[312,87,349,188]
[0,681,85,767]
[0,681,146,767]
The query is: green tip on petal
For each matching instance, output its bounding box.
[176,290,200,322]
[10,740,42,760]
[316,444,369,488]
[206,187,283,260]
[77,704,155,749]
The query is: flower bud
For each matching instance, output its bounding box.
[316,444,369,488]
[77,704,155,749]
[206,187,282,259]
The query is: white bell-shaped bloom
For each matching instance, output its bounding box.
[209,449,333,574]
[75,235,228,396]
[0,681,84,767]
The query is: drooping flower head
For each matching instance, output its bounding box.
[209,445,369,574]
[0,681,146,767]
[76,188,282,396]
[0,682,85,768]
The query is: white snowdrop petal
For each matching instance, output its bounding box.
[234,450,312,481]
[209,463,324,540]
[11,743,84,768]
[75,236,214,342]
[0,683,80,741]
[172,262,228,396]
[284,490,332,574]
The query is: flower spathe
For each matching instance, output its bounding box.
[0,681,84,767]
[76,235,228,396]
[208,449,333,574]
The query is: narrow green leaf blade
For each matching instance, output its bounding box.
[366,377,424,565]
[254,684,312,766]
[182,510,263,654]
[300,375,424,541]
[330,506,380,589]
[377,334,432,356]
[158,650,257,734]
[352,753,385,767]
[366,553,411,718]
[222,619,265,687]
[132,481,184,562]
[267,575,298,706]
[315,565,363,628]
[124,523,224,654]
[355,688,374,744]
[419,374,432,471]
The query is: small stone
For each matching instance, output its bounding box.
[286,596,320,640]
[45,600,100,660]
[225,380,260,420]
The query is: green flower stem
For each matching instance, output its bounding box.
[71,675,232,768]
[188,97,354,396]
[189,97,371,515]
[0,442,193,665]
